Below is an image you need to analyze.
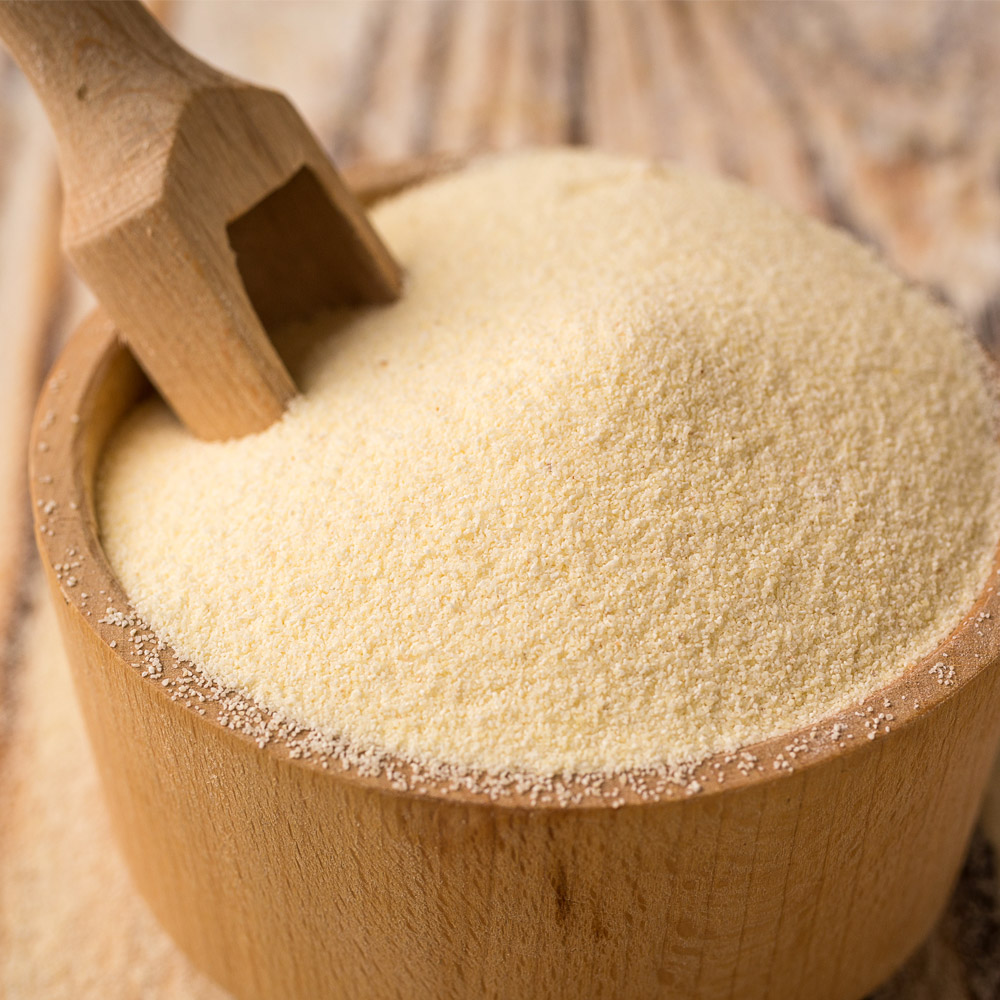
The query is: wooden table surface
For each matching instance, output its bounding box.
[4,2,1000,997]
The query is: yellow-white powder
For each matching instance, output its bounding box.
[98,149,1000,779]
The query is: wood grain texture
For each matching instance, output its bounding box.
[6,2,1000,997]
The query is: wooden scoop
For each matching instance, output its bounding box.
[0,0,402,440]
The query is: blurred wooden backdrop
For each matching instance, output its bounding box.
[4,2,1000,997]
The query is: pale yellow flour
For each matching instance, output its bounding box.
[98,149,1000,778]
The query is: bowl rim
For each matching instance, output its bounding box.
[28,156,1000,811]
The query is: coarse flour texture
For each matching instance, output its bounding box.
[99,149,1000,779]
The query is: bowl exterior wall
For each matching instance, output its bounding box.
[42,554,1000,1000]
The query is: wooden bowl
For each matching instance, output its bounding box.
[30,159,1000,1000]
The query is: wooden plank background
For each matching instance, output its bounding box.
[4,2,1000,996]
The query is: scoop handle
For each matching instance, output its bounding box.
[0,1,218,197]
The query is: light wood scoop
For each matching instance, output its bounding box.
[0,0,402,440]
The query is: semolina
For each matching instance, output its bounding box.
[98,149,1000,781]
